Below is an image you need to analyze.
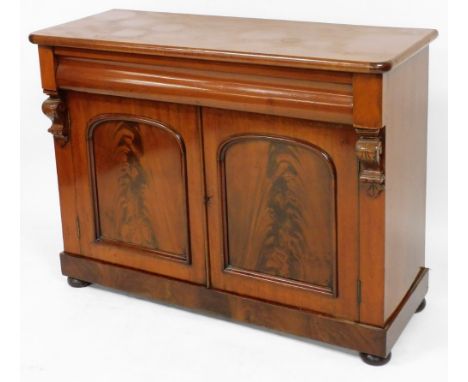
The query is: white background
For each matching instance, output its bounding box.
[19,1,447,381]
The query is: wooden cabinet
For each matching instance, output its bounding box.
[30,9,437,365]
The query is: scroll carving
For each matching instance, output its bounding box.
[42,96,69,144]
[355,130,385,197]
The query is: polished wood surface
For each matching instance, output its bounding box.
[90,116,188,258]
[353,74,383,129]
[67,91,207,283]
[356,127,386,326]
[382,48,429,320]
[52,109,81,255]
[38,46,57,92]
[60,251,429,358]
[203,108,358,318]
[384,267,429,355]
[30,11,436,362]
[54,51,354,125]
[221,135,336,293]
[29,9,437,73]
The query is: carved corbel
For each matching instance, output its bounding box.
[355,129,385,197]
[42,95,69,144]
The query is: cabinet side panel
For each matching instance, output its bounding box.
[383,48,429,320]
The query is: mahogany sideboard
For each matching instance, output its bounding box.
[30,9,437,365]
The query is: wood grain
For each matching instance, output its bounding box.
[55,55,354,125]
[60,251,429,358]
[60,251,382,354]
[47,92,80,255]
[382,48,429,320]
[54,47,354,84]
[89,116,189,259]
[67,91,207,284]
[31,12,436,359]
[221,136,336,294]
[38,46,57,91]
[353,74,383,129]
[384,267,428,355]
[203,108,358,318]
[358,171,386,325]
[29,9,437,73]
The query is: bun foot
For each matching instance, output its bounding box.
[67,276,91,288]
[359,352,391,366]
[415,298,426,313]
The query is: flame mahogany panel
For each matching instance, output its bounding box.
[203,107,359,319]
[66,92,207,284]
[220,136,336,294]
[89,116,189,260]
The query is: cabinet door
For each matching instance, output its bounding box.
[203,108,359,319]
[67,92,207,284]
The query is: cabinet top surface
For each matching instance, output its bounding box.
[30,9,437,73]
